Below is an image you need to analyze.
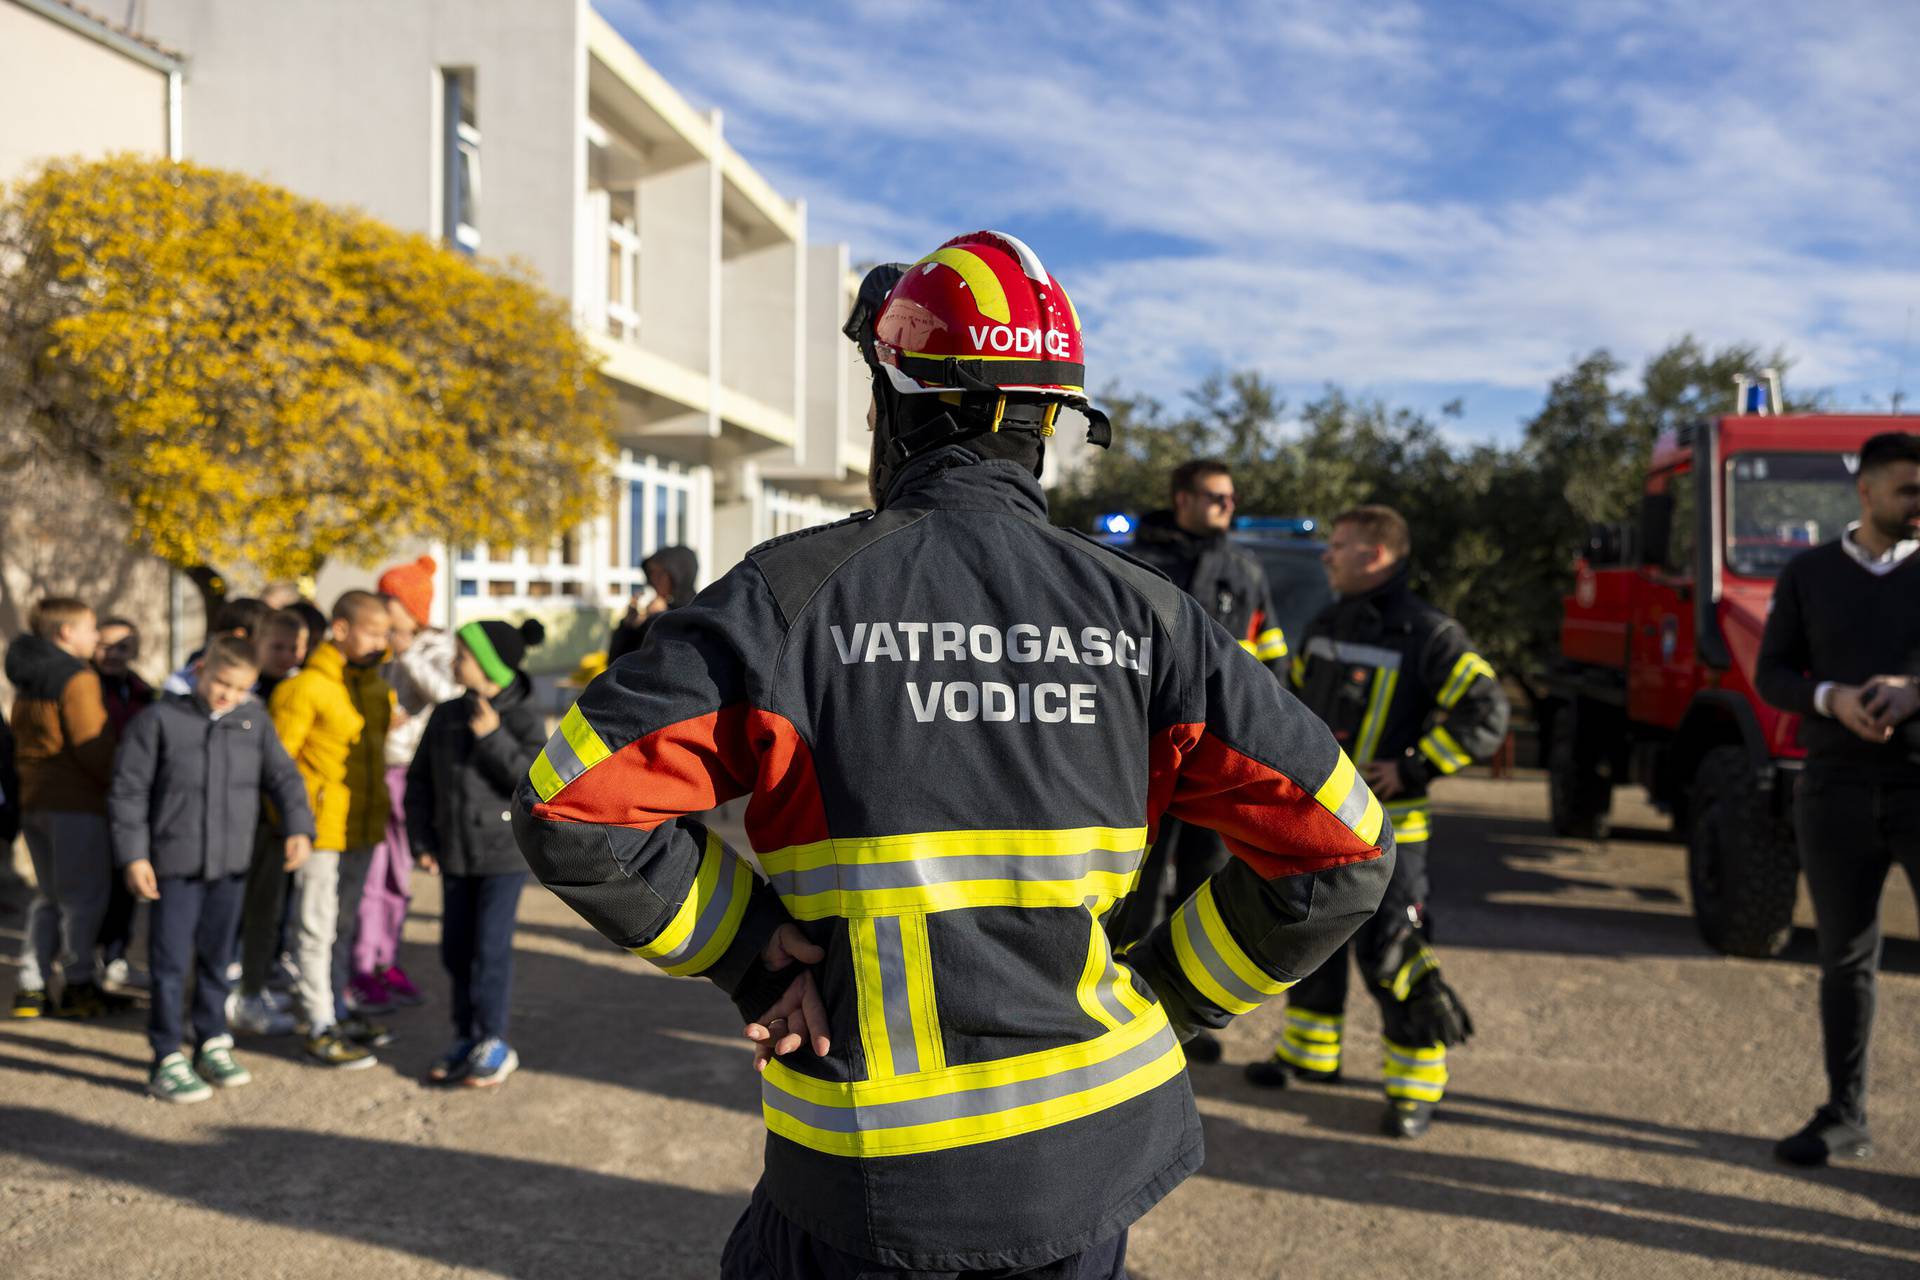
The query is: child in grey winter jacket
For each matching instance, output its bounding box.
[110,637,316,1102]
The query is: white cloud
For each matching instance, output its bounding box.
[598,0,1920,434]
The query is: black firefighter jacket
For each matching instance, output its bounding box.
[1129,509,1289,675]
[406,676,547,878]
[1290,563,1510,846]
[512,449,1395,1272]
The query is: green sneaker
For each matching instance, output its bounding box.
[194,1035,252,1088]
[149,1052,213,1104]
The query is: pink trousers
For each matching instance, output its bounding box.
[352,765,414,978]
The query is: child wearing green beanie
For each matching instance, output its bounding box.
[404,619,546,1087]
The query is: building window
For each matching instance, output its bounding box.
[606,189,641,340]
[442,68,480,253]
[458,579,478,597]
[616,453,701,579]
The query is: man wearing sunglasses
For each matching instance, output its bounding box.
[1113,461,1293,1062]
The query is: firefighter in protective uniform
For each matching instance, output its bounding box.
[1111,460,1293,1064]
[513,231,1395,1278]
[1245,504,1508,1139]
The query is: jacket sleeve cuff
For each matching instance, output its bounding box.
[1122,944,1209,1041]
[714,887,796,1022]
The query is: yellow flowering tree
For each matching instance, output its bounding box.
[0,155,612,614]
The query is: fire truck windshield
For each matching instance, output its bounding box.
[1724,451,1860,578]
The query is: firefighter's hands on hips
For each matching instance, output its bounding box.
[1361,760,1405,799]
[745,924,831,1072]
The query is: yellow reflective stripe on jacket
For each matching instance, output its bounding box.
[529,704,613,803]
[1354,667,1399,764]
[1312,752,1386,846]
[1417,724,1473,775]
[631,830,752,976]
[1385,799,1431,845]
[760,827,1147,921]
[853,914,948,1079]
[850,918,898,1077]
[1289,652,1307,688]
[1252,627,1288,662]
[1438,652,1496,709]
[761,1004,1185,1158]
[1171,881,1296,1015]
[1076,913,1130,1033]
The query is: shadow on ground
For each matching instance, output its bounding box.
[1431,809,1920,973]
[0,1104,744,1274]
[1191,1081,1920,1279]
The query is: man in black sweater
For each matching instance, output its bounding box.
[1756,430,1920,1166]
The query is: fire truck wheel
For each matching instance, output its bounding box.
[1687,746,1797,959]
[1548,702,1612,840]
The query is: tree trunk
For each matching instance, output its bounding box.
[183,565,228,636]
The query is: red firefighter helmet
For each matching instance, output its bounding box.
[872,231,1088,402]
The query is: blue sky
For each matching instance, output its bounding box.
[598,1,1920,441]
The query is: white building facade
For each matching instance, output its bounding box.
[0,0,191,674]
[142,0,873,651]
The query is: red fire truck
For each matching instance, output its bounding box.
[1545,375,1904,957]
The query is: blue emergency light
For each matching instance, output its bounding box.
[1097,513,1134,535]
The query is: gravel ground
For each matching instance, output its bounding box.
[0,774,1914,1279]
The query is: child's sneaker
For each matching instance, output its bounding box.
[11,987,47,1019]
[54,982,130,1019]
[461,1037,519,1088]
[104,958,152,991]
[345,974,394,1015]
[425,1038,476,1085]
[337,1014,395,1048]
[149,1052,213,1103]
[304,1028,377,1070]
[229,992,297,1037]
[377,965,425,1006]
[193,1035,252,1088]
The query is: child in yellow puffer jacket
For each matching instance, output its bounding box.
[268,591,392,1070]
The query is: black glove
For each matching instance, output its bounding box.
[1403,970,1475,1047]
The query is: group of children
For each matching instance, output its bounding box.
[3,560,548,1103]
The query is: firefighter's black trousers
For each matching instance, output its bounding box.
[1288,835,1429,1036]
[722,1182,1129,1279]
[1795,767,1920,1126]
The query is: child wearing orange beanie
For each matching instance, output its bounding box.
[347,556,458,1015]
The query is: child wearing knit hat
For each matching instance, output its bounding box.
[404,618,546,1087]
[346,556,460,1017]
